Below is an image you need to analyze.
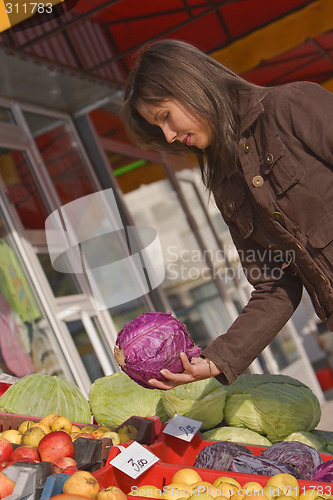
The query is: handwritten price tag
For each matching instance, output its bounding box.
[109,441,159,479]
[163,414,202,442]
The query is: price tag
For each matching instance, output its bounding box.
[109,441,159,479]
[163,414,202,442]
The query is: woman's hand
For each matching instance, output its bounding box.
[148,352,219,390]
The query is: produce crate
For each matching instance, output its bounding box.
[149,430,333,467]
[39,473,69,500]
[93,446,333,498]
[3,464,37,500]
[8,462,55,500]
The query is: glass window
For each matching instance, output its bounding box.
[0,210,66,378]
[0,148,50,230]
[23,112,96,205]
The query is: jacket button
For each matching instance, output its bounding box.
[252,175,264,187]
[265,152,274,165]
[226,200,235,211]
[320,274,327,283]
[244,142,250,154]
[296,243,303,251]
[272,211,285,225]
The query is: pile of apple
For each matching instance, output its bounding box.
[0,413,138,499]
[49,470,128,499]
[125,468,325,500]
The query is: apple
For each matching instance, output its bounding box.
[265,473,299,499]
[73,433,95,440]
[38,431,75,462]
[1,429,22,444]
[40,413,62,427]
[9,445,40,462]
[71,425,82,433]
[61,465,79,475]
[63,470,100,498]
[52,456,78,470]
[97,486,127,500]
[17,420,36,434]
[0,438,13,463]
[31,422,51,434]
[81,425,97,433]
[21,426,46,447]
[51,416,72,434]
[0,470,15,498]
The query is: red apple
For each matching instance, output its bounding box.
[73,433,95,440]
[61,465,79,475]
[0,470,15,498]
[37,431,75,463]
[10,445,40,462]
[0,438,13,463]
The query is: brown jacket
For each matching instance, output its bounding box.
[202,81,333,385]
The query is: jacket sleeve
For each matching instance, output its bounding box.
[202,229,303,385]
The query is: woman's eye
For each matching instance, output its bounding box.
[163,112,169,122]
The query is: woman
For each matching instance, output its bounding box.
[121,39,333,389]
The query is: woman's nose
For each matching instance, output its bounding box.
[163,125,177,143]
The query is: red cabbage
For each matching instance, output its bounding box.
[261,441,323,479]
[230,453,297,476]
[194,441,252,470]
[114,311,201,389]
[311,460,333,482]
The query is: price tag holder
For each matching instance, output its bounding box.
[110,441,159,479]
[163,414,202,442]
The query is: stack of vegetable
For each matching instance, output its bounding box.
[193,439,333,481]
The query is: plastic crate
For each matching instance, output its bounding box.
[39,473,70,500]
[3,464,37,500]
[149,430,333,467]
[93,446,333,497]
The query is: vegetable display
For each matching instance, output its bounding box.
[161,378,227,431]
[224,373,321,443]
[114,311,201,389]
[89,371,168,426]
[0,374,91,423]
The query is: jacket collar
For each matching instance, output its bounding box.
[238,87,269,136]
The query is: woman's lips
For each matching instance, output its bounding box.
[182,134,191,146]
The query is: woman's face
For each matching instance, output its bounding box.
[137,99,213,150]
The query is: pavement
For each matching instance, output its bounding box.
[316,391,333,431]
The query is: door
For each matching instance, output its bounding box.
[0,100,129,395]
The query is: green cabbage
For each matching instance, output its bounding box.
[161,378,227,431]
[202,425,272,446]
[89,371,168,426]
[284,431,327,452]
[224,374,321,443]
[0,373,91,423]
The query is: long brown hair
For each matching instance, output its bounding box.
[121,39,260,192]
